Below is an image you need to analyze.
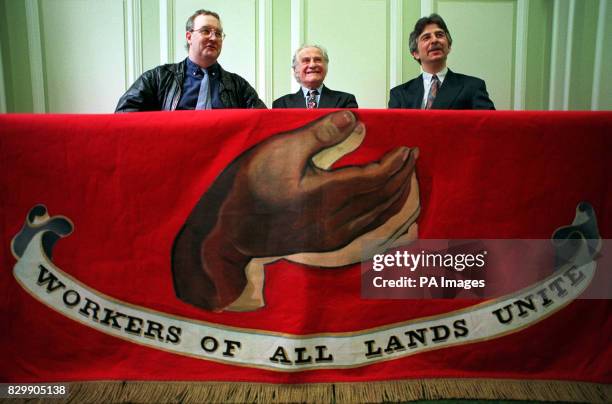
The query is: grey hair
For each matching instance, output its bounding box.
[292,44,329,84]
[185,9,221,51]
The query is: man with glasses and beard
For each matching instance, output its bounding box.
[116,9,266,111]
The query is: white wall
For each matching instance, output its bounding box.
[0,0,609,112]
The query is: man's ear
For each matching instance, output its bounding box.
[293,67,300,83]
[185,31,192,47]
[411,51,420,61]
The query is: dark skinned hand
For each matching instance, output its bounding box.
[172,111,418,311]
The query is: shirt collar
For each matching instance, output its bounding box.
[301,85,324,97]
[421,66,448,84]
[186,57,220,78]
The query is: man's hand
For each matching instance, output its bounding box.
[172,111,418,311]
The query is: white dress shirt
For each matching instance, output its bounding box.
[420,67,448,109]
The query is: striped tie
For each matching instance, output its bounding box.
[425,75,440,109]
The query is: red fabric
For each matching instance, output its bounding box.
[0,110,610,383]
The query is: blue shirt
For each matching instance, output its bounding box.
[177,58,223,110]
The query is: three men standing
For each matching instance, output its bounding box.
[116,9,265,112]
[273,45,358,109]
[389,14,495,110]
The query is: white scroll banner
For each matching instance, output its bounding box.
[11,203,600,371]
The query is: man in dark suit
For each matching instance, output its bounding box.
[389,14,495,110]
[273,45,358,109]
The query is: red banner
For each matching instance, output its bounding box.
[0,110,610,400]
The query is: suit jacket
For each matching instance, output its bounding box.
[388,69,495,110]
[272,86,358,108]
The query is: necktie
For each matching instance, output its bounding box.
[196,68,211,110]
[307,90,319,109]
[425,74,440,109]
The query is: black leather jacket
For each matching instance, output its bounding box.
[115,59,266,111]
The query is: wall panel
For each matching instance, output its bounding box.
[0,38,6,113]
[141,1,161,72]
[304,0,389,108]
[525,0,552,110]
[568,0,598,110]
[598,0,612,110]
[0,0,34,112]
[272,0,291,101]
[435,0,516,110]
[39,0,126,113]
[548,0,571,110]
[402,1,422,85]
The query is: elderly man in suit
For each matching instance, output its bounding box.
[273,45,358,109]
[389,14,495,110]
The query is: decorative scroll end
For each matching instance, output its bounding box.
[551,202,601,271]
[11,204,73,260]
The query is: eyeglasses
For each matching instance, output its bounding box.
[191,26,226,40]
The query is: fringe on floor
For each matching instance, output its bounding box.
[3,378,610,404]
